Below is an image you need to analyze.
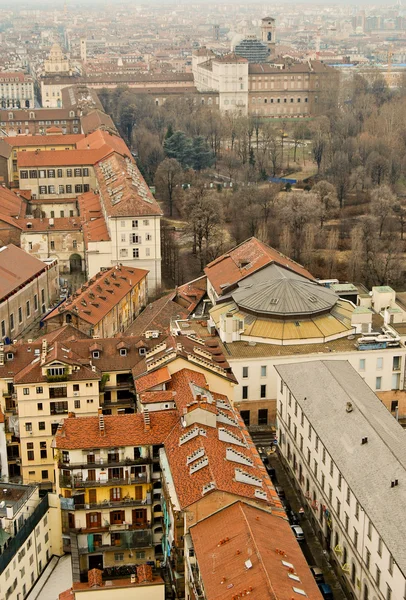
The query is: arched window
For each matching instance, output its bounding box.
[363,583,369,600]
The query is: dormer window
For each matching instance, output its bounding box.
[139,348,146,356]
[93,351,100,359]
[48,367,65,376]
[6,352,13,360]
[119,349,127,357]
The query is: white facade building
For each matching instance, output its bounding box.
[276,360,406,600]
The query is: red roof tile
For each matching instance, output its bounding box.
[55,411,178,449]
[77,191,110,246]
[45,265,148,326]
[0,244,50,301]
[205,237,314,296]
[4,134,84,147]
[190,502,323,600]
[135,366,171,393]
[17,147,111,167]
[76,130,130,158]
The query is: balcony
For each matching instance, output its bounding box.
[63,497,152,511]
[78,530,152,554]
[58,457,151,470]
[60,474,148,488]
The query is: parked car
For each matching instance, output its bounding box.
[318,583,334,599]
[290,525,305,542]
[266,465,276,480]
[310,566,325,583]
[287,509,300,526]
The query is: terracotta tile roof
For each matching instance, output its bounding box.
[17,147,110,168]
[215,52,248,63]
[205,237,314,296]
[80,110,117,135]
[135,366,171,393]
[124,292,189,338]
[44,265,148,326]
[0,244,50,301]
[77,191,110,246]
[76,130,130,158]
[176,276,207,312]
[95,153,162,217]
[0,213,22,230]
[139,390,177,404]
[190,501,323,600]
[3,134,84,147]
[162,369,279,509]
[54,410,178,449]
[0,187,27,218]
[132,334,237,385]
[20,217,82,231]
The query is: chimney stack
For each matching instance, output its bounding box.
[137,564,153,583]
[88,568,103,588]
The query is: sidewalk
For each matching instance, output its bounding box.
[268,451,350,600]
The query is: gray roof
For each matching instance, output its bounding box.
[228,264,338,317]
[275,360,406,576]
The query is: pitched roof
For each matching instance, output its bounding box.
[54,410,178,449]
[76,129,130,158]
[124,292,189,337]
[190,501,323,600]
[161,369,280,509]
[17,147,110,168]
[95,153,162,217]
[205,237,314,296]
[0,244,49,301]
[0,187,26,218]
[135,366,171,393]
[275,360,406,575]
[3,134,84,147]
[45,265,148,326]
[80,109,117,135]
[20,217,82,232]
[77,191,110,246]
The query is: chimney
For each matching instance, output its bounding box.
[88,568,103,588]
[137,564,153,583]
[68,412,76,418]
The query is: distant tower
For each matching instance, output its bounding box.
[80,38,87,63]
[261,17,276,58]
[213,24,220,41]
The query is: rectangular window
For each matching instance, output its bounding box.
[74,398,81,409]
[344,513,349,532]
[74,168,82,177]
[240,410,250,426]
[376,377,382,390]
[20,170,28,179]
[66,169,72,177]
[48,185,55,194]
[27,450,34,461]
[1,320,5,337]
[377,357,383,370]
[26,300,30,317]
[242,366,249,378]
[366,549,370,570]
[346,487,350,505]
[42,470,48,480]
[132,248,139,258]
[260,384,266,398]
[38,422,45,430]
[47,169,55,178]
[242,386,248,400]
[75,184,83,193]
[354,528,358,549]
[132,220,138,228]
[18,307,23,323]
[23,388,29,396]
[29,170,37,178]
[388,555,393,575]
[59,185,64,194]
[66,185,72,193]
[258,409,268,425]
[359,358,366,371]
[378,537,382,556]
[376,567,381,586]
[50,241,55,250]
[37,402,43,410]
[39,186,47,194]
[114,553,124,561]
[34,294,38,311]
[57,169,63,177]
[83,168,89,176]
[25,422,32,431]
[336,499,341,519]
[393,356,401,371]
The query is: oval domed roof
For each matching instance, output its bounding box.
[231,267,338,317]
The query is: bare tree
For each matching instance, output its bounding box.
[312,180,340,228]
[155,158,183,217]
[370,185,395,238]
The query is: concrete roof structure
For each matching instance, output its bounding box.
[275,360,406,575]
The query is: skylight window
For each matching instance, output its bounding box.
[292,588,307,596]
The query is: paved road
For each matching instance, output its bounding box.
[266,449,350,600]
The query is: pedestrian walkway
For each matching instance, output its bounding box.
[268,451,350,600]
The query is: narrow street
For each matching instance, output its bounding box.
[264,449,350,600]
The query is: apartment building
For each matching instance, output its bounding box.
[54,410,177,580]
[20,217,85,274]
[14,339,101,489]
[0,107,81,137]
[0,483,63,600]
[275,360,406,600]
[2,133,83,185]
[204,238,406,427]
[0,244,59,342]
[44,265,148,337]
[0,71,35,109]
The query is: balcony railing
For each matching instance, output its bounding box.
[60,474,148,488]
[62,497,151,511]
[58,457,151,470]
[78,530,152,554]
